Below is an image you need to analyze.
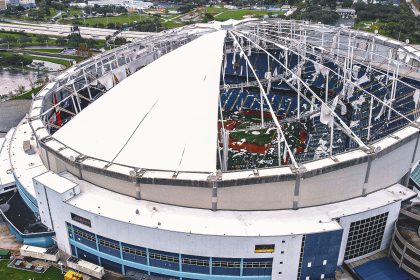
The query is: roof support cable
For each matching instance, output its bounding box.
[233,30,368,150]
[247,24,419,93]
[228,30,299,169]
[238,29,418,128]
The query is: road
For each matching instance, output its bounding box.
[0,20,156,41]
[0,100,31,135]
[406,0,420,16]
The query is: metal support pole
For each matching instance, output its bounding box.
[297,81,301,119]
[388,63,399,120]
[325,70,329,102]
[260,88,265,128]
[329,122,334,157]
[71,95,79,114]
[367,95,374,141]
[277,130,282,166]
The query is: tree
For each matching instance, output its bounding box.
[15,85,26,96]
[342,0,353,8]
[36,35,49,44]
[113,37,127,45]
[56,37,66,46]
[203,12,214,23]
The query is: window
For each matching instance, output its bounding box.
[255,244,275,253]
[71,213,91,227]
[307,262,311,267]
[122,246,146,257]
[344,212,388,260]
[297,235,306,280]
[181,257,209,267]
[149,252,179,263]
[323,260,327,265]
[212,261,240,268]
[73,228,95,242]
[321,274,325,279]
[99,239,119,250]
[243,261,272,268]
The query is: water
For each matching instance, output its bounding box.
[0,69,53,98]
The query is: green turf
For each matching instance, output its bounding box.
[2,51,72,67]
[0,31,58,47]
[2,8,59,22]
[205,6,228,14]
[0,31,24,39]
[23,50,84,62]
[11,85,44,100]
[26,48,63,53]
[72,14,152,26]
[0,260,63,280]
[352,20,391,38]
[214,9,279,21]
[22,53,72,67]
[68,7,83,17]
[231,128,275,145]
[162,20,184,29]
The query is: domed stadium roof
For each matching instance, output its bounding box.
[53,30,226,173]
[32,19,420,176]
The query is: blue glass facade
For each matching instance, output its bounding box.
[212,258,241,276]
[299,230,343,280]
[66,223,272,280]
[242,258,273,276]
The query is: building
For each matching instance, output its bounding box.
[0,0,7,10]
[390,202,420,279]
[335,8,356,19]
[18,0,35,9]
[4,19,420,280]
[5,0,35,9]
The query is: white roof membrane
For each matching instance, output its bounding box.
[54,30,226,172]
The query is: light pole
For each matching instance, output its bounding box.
[58,261,64,274]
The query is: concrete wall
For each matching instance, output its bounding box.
[38,125,419,211]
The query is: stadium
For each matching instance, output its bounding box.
[1,19,420,279]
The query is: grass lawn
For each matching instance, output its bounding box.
[0,260,63,280]
[11,84,44,100]
[214,9,278,21]
[353,20,382,33]
[231,128,275,145]
[0,31,23,39]
[23,50,85,63]
[26,48,63,53]
[22,54,72,67]
[1,51,72,67]
[162,20,184,29]
[3,8,59,22]
[68,7,83,17]
[71,14,152,26]
[205,6,228,14]
[0,30,106,49]
[352,20,402,40]
[0,31,58,47]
